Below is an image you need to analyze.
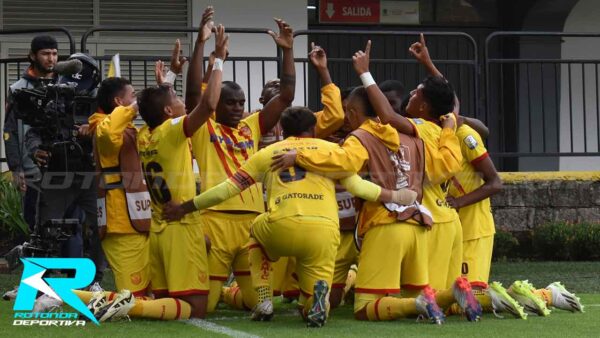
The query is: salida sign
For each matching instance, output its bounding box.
[319,0,380,24]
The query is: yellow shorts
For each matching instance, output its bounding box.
[251,213,339,305]
[354,222,429,312]
[462,235,494,288]
[332,231,359,289]
[272,257,299,297]
[428,218,463,291]
[102,233,150,296]
[199,211,258,281]
[149,222,209,297]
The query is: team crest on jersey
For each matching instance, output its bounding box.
[463,135,478,149]
[239,126,251,138]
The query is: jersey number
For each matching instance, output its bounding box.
[143,161,172,204]
[279,165,307,183]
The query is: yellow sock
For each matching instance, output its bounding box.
[365,297,417,321]
[222,286,246,310]
[344,266,358,294]
[435,288,455,309]
[534,288,553,306]
[72,290,116,304]
[248,239,272,289]
[128,298,192,320]
[474,292,493,312]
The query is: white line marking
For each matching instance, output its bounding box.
[210,312,299,321]
[184,318,261,338]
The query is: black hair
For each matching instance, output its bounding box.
[280,106,317,137]
[379,80,405,96]
[222,81,243,91]
[399,94,411,115]
[421,76,455,118]
[341,86,355,101]
[97,77,131,114]
[138,84,172,129]
[349,87,377,117]
[30,35,58,53]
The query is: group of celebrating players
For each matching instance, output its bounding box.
[35,6,584,327]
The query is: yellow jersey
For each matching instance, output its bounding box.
[137,116,200,232]
[89,106,137,234]
[231,137,341,224]
[449,125,495,240]
[191,113,265,213]
[295,119,403,232]
[408,118,461,224]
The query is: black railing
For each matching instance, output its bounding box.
[3,27,600,169]
[485,31,600,171]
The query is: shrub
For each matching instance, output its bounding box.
[532,222,573,260]
[570,222,600,260]
[493,230,519,261]
[0,174,28,238]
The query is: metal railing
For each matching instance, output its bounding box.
[485,31,600,164]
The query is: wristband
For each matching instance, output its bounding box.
[213,58,224,71]
[164,70,177,84]
[360,72,376,88]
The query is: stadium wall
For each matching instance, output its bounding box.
[492,171,600,232]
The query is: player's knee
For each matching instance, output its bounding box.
[354,307,368,321]
[329,288,343,308]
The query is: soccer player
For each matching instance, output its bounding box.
[163,106,417,326]
[188,18,296,312]
[113,23,227,321]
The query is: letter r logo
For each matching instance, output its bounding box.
[14,258,98,324]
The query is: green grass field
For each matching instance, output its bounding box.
[1,261,599,337]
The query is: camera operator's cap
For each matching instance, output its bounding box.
[30,35,58,53]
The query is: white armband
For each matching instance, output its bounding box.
[360,72,376,88]
[213,58,224,71]
[164,70,177,85]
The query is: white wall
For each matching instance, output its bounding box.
[560,0,600,170]
[191,0,308,111]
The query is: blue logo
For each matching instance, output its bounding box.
[14,258,98,324]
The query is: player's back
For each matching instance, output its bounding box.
[260,137,339,225]
[137,116,199,232]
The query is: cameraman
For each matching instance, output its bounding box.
[3,35,58,230]
[22,54,105,283]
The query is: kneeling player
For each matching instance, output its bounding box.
[163,106,417,327]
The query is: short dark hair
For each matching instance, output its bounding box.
[97,77,131,114]
[30,35,57,53]
[138,84,172,129]
[349,87,377,117]
[379,80,405,96]
[421,76,455,118]
[341,86,355,101]
[280,106,316,137]
[222,81,242,91]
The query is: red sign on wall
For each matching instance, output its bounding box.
[319,0,380,24]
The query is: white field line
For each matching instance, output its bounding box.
[184,318,261,338]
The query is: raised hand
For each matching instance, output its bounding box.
[155,60,166,84]
[199,6,215,43]
[440,112,457,131]
[409,33,432,65]
[214,24,229,60]
[352,40,371,75]
[268,18,293,50]
[169,39,188,75]
[308,42,327,70]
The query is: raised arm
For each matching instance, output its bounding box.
[422,114,463,185]
[258,18,295,132]
[352,40,416,136]
[184,24,228,136]
[309,42,344,138]
[185,6,214,112]
[411,34,489,139]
